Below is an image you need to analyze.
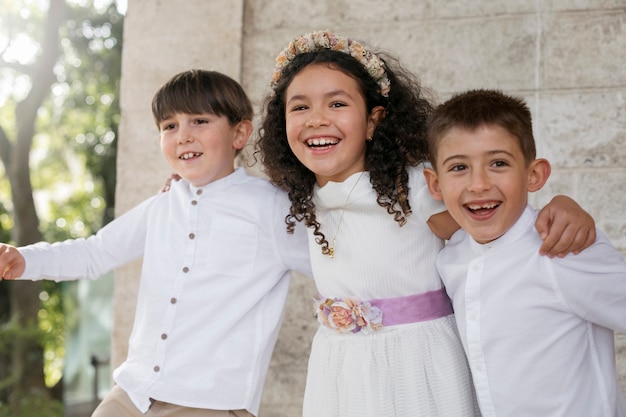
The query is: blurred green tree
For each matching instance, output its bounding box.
[0,0,122,414]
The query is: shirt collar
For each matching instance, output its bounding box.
[470,204,535,254]
[186,167,246,196]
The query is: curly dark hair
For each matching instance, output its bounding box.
[255,48,434,255]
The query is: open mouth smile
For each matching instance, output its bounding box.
[179,152,202,160]
[306,138,339,148]
[465,201,500,215]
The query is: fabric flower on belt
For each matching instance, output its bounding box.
[314,296,383,334]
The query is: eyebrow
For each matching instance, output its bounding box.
[286,89,354,106]
[441,149,516,166]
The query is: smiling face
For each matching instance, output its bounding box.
[424,124,550,243]
[158,112,250,187]
[284,63,383,186]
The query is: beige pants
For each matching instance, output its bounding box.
[92,385,253,417]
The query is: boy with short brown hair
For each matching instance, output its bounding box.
[424,89,626,416]
[0,69,312,417]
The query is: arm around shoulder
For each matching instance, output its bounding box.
[270,187,313,279]
[536,195,596,257]
[427,211,460,240]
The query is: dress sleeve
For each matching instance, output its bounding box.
[411,163,447,221]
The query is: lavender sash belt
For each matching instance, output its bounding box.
[314,288,453,334]
[371,288,453,326]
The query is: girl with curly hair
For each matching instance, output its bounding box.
[256,30,595,417]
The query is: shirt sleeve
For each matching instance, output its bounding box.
[551,229,626,333]
[19,196,155,282]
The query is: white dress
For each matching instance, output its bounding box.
[302,165,480,417]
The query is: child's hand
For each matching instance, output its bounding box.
[427,211,461,240]
[0,244,26,280]
[160,173,182,193]
[535,195,596,258]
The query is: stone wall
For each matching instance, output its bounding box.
[116,1,626,416]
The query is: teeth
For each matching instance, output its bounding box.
[468,202,498,210]
[180,152,200,160]
[307,138,337,146]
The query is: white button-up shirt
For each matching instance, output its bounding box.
[19,168,312,416]
[438,205,626,416]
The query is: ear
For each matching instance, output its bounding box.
[366,106,386,138]
[423,167,444,201]
[233,119,253,150]
[527,158,551,192]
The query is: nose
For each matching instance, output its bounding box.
[305,109,330,128]
[177,125,194,144]
[467,168,491,193]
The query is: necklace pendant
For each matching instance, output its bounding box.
[323,172,364,260]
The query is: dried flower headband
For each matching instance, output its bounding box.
[271,30,391,97]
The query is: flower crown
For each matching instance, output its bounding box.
[271,30,391,97]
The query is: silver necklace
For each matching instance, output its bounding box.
[327,172,364,259]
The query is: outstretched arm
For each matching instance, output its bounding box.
[536,195,596,258]
[0,244,25,280]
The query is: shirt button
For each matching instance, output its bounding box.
[182,266,189,273]
[170,298,177,304]
[161,333,168,340]
[188,233,195,240]
[153,366,160,372]
[191,200,198,206]
[196,189,203,196]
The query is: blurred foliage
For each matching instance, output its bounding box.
[0,319,64,417]
[0,0,123,414]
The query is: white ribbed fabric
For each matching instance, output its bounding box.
[303,165,480,417]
